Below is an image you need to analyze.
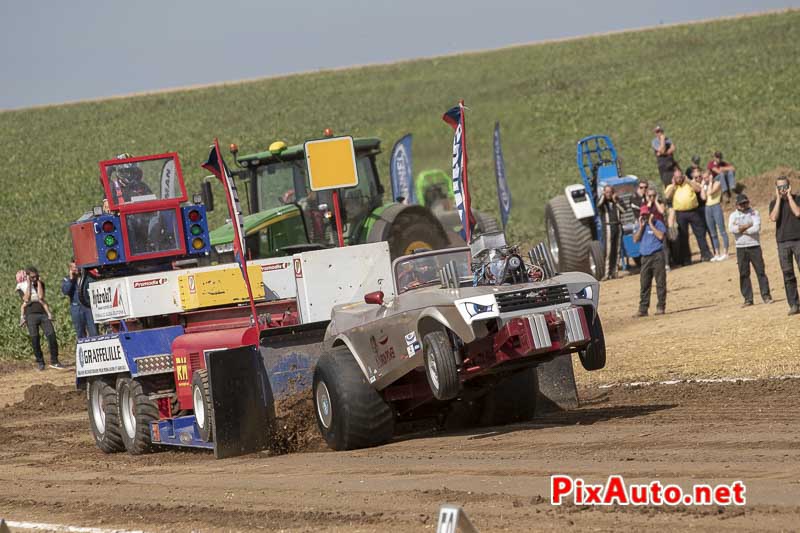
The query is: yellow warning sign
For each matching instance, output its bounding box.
[305,136,358,191]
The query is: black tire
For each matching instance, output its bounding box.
[87,377,125,453]
[544,195,592,273]
[589,241,605,281]
[313,346,395,451]
[116,377,159,455]
[386,209,450,258]
[422,331,460,401]
[473,210,501,235]
[579,315,607,371]
[480,368,538,426]
[192,370,213,442]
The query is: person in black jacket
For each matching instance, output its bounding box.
[16,267,62,370]
[61,259,98,339]
[596,185,626,280]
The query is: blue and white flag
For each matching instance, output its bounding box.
[389,134,414,204]
[443,101,475,242]
[493,122,512,229]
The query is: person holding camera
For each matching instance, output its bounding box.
[768,176,800,315]
[596,185,625,280]
[729,194,772,307]
[651,125,677,187]
[15,267,62,370]
[665,168,713,265]
[633,204,667,317]
[61,258,98,339]
[707,151,737,204]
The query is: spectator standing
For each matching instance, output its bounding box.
[664,168,713,265]
[651,125,677,187]
[16,267,62,370]
[633,205,667,316]
[61,259,98,339]
[708,151,737,204]
[596,185,625,280]
[703,170,729,261]
[768,176,800,315]
[691,168,717,258]
[728,194,772,306]
[630,181,649,215]
[644,186,671,270]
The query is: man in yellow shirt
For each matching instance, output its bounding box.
[665,168,713,265]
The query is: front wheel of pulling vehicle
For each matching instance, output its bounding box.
[87,377,125,453]
[192,370,213,442]
[313,346,395,451]
[423,330,460,401]
[579,315,606,371]
[116,377,159,455]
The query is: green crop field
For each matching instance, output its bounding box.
[0,11,798,360]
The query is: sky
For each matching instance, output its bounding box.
[1,0,798,110]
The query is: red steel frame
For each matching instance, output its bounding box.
[99,152,188,212]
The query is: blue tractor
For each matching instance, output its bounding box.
[544,135,641,280]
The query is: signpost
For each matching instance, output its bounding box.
[304,136,359,248]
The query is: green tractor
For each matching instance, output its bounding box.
[207,137,451,261]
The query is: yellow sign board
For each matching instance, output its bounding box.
[178,264,265,311]
[305,136,358,191]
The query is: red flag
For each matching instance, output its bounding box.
[202,139,259,328]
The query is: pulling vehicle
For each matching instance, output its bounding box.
[312,232,606,450]
[545,135,641,279]
[207,136,451,260]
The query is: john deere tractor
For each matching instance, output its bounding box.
[207,137,451,261]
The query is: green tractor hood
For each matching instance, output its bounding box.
[209,204,301,249]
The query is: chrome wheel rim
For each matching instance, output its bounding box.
[90,383,106,434]
[120,383,136,440]
[546,221,560,266]
[316,381,333,429]
[427,354,440,391]
[589,250,599,278]
[193,386,206,429]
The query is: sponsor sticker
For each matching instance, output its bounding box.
[89,281,127,320]
[261,262,290,272]
[133,277,167,289]
[293,258,303,278]
[188,275,196,294]
[404,331,421,358]
[75,336,129,378]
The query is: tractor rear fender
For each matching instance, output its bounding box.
[564,184,595,220]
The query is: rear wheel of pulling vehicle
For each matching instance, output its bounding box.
[579,315,606,371]
[313,346,395,451]
[423,330,460,401]
[480,368,538,426]
[589,241,605,281]
[117,377,159,455]
[387,212,450,258]
[545,195,592,273]
[192,369,213,442]
[87,377,125,453]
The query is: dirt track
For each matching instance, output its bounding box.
[1,369,799,532]
[2,173,800,531]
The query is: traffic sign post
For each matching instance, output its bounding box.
[304,136,359,248]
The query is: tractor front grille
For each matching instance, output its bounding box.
[496,284,570,313]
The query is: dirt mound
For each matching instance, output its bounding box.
[13,382,84,415]
[269,389,325,455]
[739,166,799,208]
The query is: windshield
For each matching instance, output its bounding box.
[256,161,309,211]
[104,155,185,208]
[394,250,471,294]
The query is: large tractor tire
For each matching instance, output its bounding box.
[116,377,159,455]
[480,368,538,426]
[192,369,214,442]
[367,204,450,258]
[473,210,501,235]
[312,345,395,451]
[579,315,607,371]
[545,195,593,274]
[87,377,125,453]
[588,241,605,281]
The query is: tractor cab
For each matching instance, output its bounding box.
[209,137,385,260]
[71,153,211,272]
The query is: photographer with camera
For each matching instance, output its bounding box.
[768,176,800,315]
[633,204,667,317]
[729,194,772,307]
[596,185,625,280]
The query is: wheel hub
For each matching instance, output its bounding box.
[427,355,440,391]
[316,381,333,429]
[120,384,136,440]
[403,240,432,256]
[546,222,560,265]
[193,386,206,429]
[91,384,106,434]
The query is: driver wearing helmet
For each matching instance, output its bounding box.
[397,255,440,292]
[110,153,152,204]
